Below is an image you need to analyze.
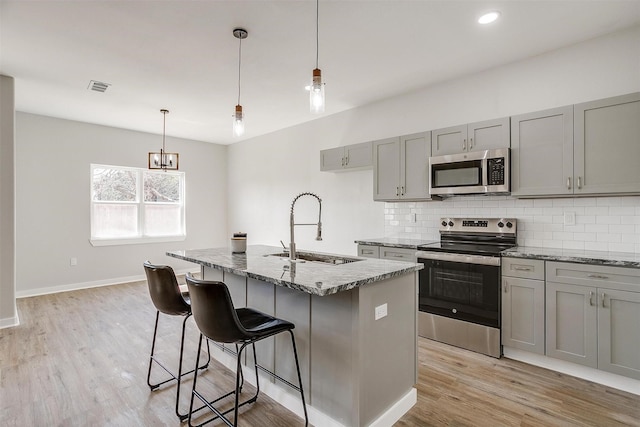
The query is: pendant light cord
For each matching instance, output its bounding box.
[237,35,242,105]
[315,0,319,69]
[162,110,166,152]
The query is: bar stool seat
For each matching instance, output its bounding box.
[186,274,308,427]
[143,261,210,421]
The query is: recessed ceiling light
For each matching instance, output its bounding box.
[478,11,501,25]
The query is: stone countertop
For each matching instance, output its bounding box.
[354,237,438,249]
[167,245,423,297]
[502,246,640,269]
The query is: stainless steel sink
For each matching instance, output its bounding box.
[267,251,362,265]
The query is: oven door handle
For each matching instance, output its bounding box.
[416,251,501,266]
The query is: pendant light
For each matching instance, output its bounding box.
[233,28,248,137]
[310,0,325,113]
[148,109,179,171]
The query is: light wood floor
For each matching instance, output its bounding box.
[1,281,638,427]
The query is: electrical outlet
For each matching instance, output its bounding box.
[375,303,388,320]
[70,257,78,266]
[564,212,576,226]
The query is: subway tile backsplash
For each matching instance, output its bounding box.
[384,196,640,254]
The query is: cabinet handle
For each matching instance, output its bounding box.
[567,177,571,190]
[513,266,533,271]
[346,156,349,166]
[469,137,473,149]
[396,187,399,196]
[362,250,373,255]
[401,186,405,195]
[392,254,404,258]
[589,291,594,306]
[601,293,606,308]
[577,176,582,189]
[504,282,508,293]
[587,274,609,280]
[341,157,345,166]
[463,139,467,150]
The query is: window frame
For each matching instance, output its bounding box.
[89,164,186,246]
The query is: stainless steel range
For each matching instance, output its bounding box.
[415,218,517,358]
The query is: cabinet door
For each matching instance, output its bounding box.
[344,141,372,169]
[502,277,545,354]
[431,124,467,156]
[546,282,597,368]
[510,106,574,197]
[373,137,400,201]
[320,147,345,171]
[400,132,431,200]
[468,117,510,152]
[574,92,640,195]
[597,288,640,380]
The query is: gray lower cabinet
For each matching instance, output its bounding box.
[501,258,545,354]
[545,261,640,380]
[373,132,435,201]
[357,244,417,262]
[431,117,510,156]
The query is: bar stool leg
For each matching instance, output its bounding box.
[289,330,309,426]
[147,311,161,390]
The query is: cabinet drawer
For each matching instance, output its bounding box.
[357,245,380,258]
[546,261,640,292]
[380,247,416,262]
[502,258,545,280]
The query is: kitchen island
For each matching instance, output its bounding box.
[167,245,423,427]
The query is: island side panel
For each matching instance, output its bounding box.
[202,265,223,281]
[223,272,247,308]
[310,290,357,426]
[247,277,276,379]
[274,286,311,402]
[358,273,417,426]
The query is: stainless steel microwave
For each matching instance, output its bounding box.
[428,148,510,196]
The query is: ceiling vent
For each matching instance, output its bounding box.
[87,80,110,92]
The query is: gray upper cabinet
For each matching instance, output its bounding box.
[511,92,640,198]
[574,92,640,195]
[373,132,435,201]
[511,106,574,197]
[432,117,510,156]
[320,141,372,171]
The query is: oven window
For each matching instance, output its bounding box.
[432,160,482,188]
[430,269,484,306]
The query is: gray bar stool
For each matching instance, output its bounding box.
[143,261,211,421]
[185,274,308,427]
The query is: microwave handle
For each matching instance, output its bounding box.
[482,158,488,186]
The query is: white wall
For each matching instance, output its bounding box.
[227,25,640,255]
[15,113,228,296]
[0,75,17,327]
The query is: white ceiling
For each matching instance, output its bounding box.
[1,1,639,145]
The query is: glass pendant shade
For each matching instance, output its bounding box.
[233,104,245,137]
[310,68,325,113]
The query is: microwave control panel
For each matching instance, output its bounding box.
[487,157,505,185]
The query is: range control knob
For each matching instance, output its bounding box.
[452,308,457,314]
[498,221,504,228]
[441,221,448,227]
[506,221,513,228]
[448,221,454,227]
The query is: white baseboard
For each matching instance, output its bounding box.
[369,388,417,427]
[0,313,19,329]
[504,347,640,396]
[15,268,196,299]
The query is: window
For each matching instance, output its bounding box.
[90,164,185,246]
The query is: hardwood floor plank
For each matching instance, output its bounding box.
[1,281,638,426]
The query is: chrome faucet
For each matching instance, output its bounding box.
[289,192,322,261]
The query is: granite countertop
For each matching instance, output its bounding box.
[354,237,438,249]
[502,246,640,269]
[167,245,423,296]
